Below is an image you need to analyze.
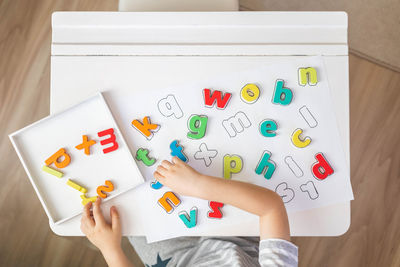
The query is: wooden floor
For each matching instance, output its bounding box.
[1,0,399,266]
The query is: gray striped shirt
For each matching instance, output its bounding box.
[129,236,298,267]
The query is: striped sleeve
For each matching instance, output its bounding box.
[259,239,298,267]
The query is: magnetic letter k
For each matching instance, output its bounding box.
[132,116,160,140]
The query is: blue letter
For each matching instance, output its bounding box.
[272,79,293,106]
[179,207,197,228]
[170,140,188,162]
[259,119,277,137]
[255,150,276,179]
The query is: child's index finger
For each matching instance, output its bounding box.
[92,197,106,225]
[82,202,95,226]
[172,156,181,164]
[83,201,92,217]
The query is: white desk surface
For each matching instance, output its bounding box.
[49,12,350,237]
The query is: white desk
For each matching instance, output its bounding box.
[50,12,350,237]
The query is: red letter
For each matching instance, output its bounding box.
[208,201,224,219]
[98,128,119,154]
[311,153,334,180]
[203,89,232,109]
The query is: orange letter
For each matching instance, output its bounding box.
[157,191,181,213]
[75,135,96,155]
[98,128,119,154]
[96,180,114,198]
[45,148,71,169]
[131,116,160,140]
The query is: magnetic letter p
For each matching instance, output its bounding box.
[223,154,243,179]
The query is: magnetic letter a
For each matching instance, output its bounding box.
[45,148,71,169]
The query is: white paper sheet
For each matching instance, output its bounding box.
[105,57,353,242]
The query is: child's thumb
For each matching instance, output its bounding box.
[110,206,121,233]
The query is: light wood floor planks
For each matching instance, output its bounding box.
[291,55,400,267]
[1,0,399,266]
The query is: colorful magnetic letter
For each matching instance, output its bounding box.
[311,153,334,180]
[203,88,232,109]
[75,135,96,155]
[223,154,243,179]
[275,182,295,203]
[170,140,188,162]
[96,180,114,198]
[41,165,63,178]
[272,79,293,106]
[136,148,156,166]
[299,105,318,128]
[131,116,160,140]
[150,180,163,190]
[194,143,218,167]
[259,119,277,137]
[240,83,260,104]
[187,114,208,139]
[298,67,318,86]
[45,148,71,169]
[300,181,319,199]
[208,201,224,219]
[284,156,304,177]
[179,207,197,228]
[67,179,87,193]
[97,128,119,154]
[157,94,184,119]
[255,150,276,180]
[80,194,98,206]
[291,128,311,148]
[157,191,181,213]
[222,111,251,137]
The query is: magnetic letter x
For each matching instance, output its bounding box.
[194,143,217,167]
[75,135,96,155]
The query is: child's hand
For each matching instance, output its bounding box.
[80,197,122,254]
[154,157,205,197]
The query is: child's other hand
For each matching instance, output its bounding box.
[154,157,204,197]
[80,197,122,254]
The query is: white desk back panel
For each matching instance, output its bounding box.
[50,12,350,237]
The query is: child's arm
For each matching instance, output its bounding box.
[154,157,290,241]
[80,198,134,267]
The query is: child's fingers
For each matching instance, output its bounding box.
[82,202,95,227]
[92,197,106,226]
[156,165,168,176]
[172,156,183,165]
[80,222,88,234]
[161,160,173,169]
[110,206,121,234]
[154,171,166,182]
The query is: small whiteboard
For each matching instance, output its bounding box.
[9,93,144,224]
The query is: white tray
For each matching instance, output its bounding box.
[9,93,144,224]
